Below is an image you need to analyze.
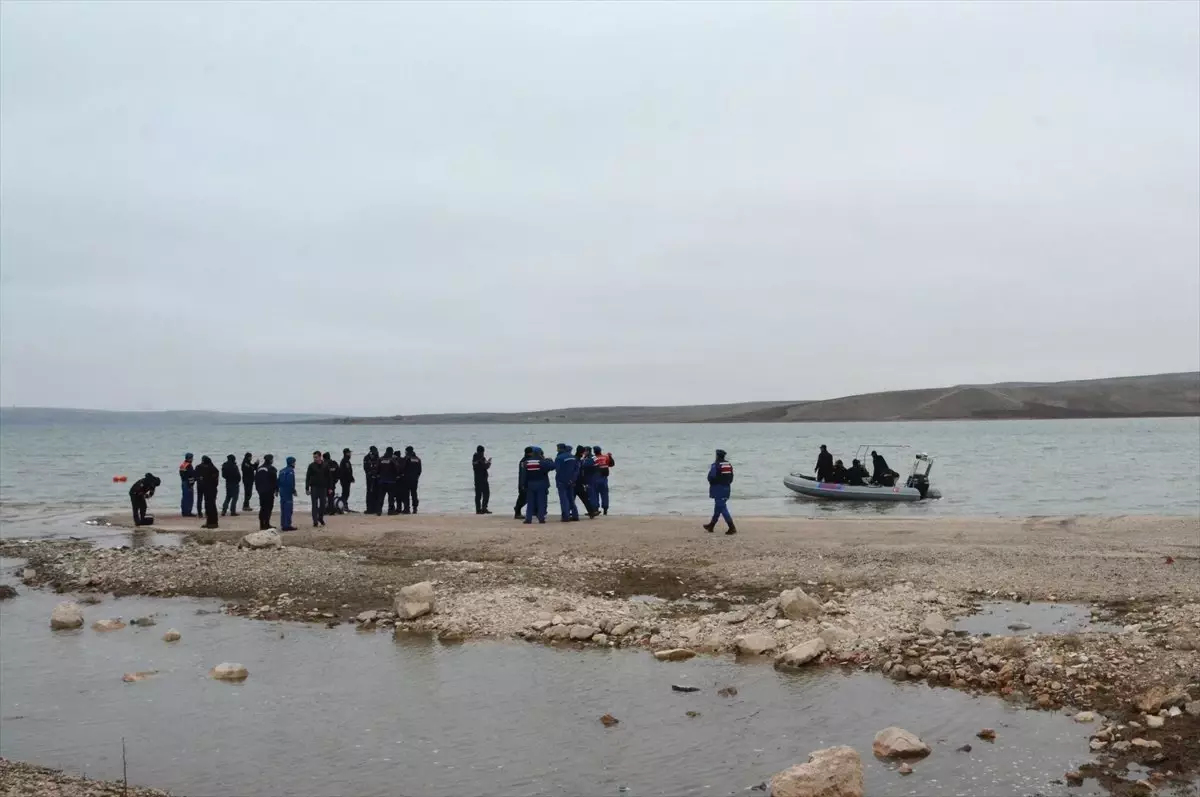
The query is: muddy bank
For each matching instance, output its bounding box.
[0,758,172,797]
[5,510,1200,792]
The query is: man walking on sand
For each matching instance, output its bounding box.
[473,445,491,514]
[306,450,328,527]
[703,449,736,535]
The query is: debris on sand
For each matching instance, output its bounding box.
[600,714,619,727]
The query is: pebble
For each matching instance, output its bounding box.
[161,629,181,642]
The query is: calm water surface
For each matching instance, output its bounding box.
[1,419,1197,542]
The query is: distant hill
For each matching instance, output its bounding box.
[309,372,1199,425]
[0,408,334,426]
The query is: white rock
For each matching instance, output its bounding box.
[735,633,777,656]
[22,568,36,581]
[356,610,378,624]
[395,601,432,620]
[162,629,181,642]
[592,633,608,645]
[399,581,435,603]
[769,745,864,797]
[1167,706,1182,718]
[611,621,637,637]
[1074,712,1096,723]
[569,625,597,641]
[775,619,794,630]
[49,602,84,630]
[1144,715,1165,729]
[653,648,696,662]
[818,625,859,648]
[544,624,571,640]
[238,530,282,550]
[209,662,249,681]
[92,618,126,632]
[779,588,823,621]
[775,638,828,669]
[919,613,950,636]
[1130,738,1162,750]
[530,619,553,632]
[872,727,931,758]
[1184,701,1200,717]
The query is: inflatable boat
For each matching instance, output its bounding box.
[784,451,941,502]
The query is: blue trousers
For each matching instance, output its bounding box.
[525,485,548,522]
[310,492,325,525]
[181,483,194,516]
[222,482,239,514]
[557,484,576,521]
[280,499,293,529]
[594,478,609,512]
[710,497,733,528]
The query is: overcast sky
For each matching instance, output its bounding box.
[1,1,1197,415]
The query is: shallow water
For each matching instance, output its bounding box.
[0,567,1110,797]
[956,602,1120,637]
[1,418,1198,544]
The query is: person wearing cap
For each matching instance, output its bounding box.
[195,455,221,529]
[592,445,615,516]
[128,473,161,526]
[278,456,298,531]
[376,447,399,515]
[704,449,737,535]
[338,448,355,512]
[254,454,278,530]
[240,452,257,511]
[306,451,329,526]
[363,446,380,514]
[221,454,241,516]
[179,453,196,517]
[514,446,533,519]
[573,446,600,519]
[522,446,556,524]
[400,446,422,514]
[472,445,492,514]
[553,443,580,522]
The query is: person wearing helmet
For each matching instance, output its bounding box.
[179,453,196,517]
[278,456,298,531]
[128,473,161,526]
[704,449,736,535]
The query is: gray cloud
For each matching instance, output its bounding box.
[2,1,1197,414]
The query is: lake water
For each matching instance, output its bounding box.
[0,418,1197,541]
[0,562,1107,797]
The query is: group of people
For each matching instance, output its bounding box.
[814,445,899,487]
[471,444,615,523]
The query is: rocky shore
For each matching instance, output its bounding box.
[0,758,172,797]
[3,510,1198,794]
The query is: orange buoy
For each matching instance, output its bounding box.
[113,475,127,483]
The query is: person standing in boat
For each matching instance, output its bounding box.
[815,445,834,482]
[870,450,897,487]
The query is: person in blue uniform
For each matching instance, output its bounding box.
[592,445,614,515]
[254,454,278,530]
[703,449,736,535]
[278,456,298,531]
[179,453,196,516]
[221,455,241,516]
[553,443,580,522]
[522,446,556,524]
[572,446,599,518]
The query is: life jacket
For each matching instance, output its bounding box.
[713,461,734,485]
[524,458,546,482]
[594,453,612,470]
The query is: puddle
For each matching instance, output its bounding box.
[0,581,1111,797]
[956,601,1120,637]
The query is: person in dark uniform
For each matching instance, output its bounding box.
[179,453,196,516]
[306,451,328,527]
[240,453,257,511]
[393,449,409,513]
[815,445,834,482]
[128,473,160,526]
[573,445,599,518]
[278,456,298,531]
[554,443,580,522]
[338,448,355,512]
[514,446,533,519]
[377,447,398,515]
[846,458,870,486]
[828,459,848,484]
[254,455,278,529]
[401,446,422,513]
[363,446,380,514]
[704,449,736,535]
[221,454,241,516]
[322,452,340,515]
[473,445,491,514]
[870,450,897,487]
[195,455,220,529]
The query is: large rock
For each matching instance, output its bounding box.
[569,625,597,641]
[544,624,572,640]
[769,746,864,797]
[209,662,249,681]
[919,613,950,636]
[92,618,126,632]
[0,585,17,600]
[394,582,436,620]
[779,588,823,621]
[872,727,931,758]
[818,625,858,648]
[1185,701,1200,717]
[49,602,84,630]
[611,621,637,637]
[775,638,828,669]
[736,633,778,656]
[239,530,282,550]
[654,648,696,662]
[1135,685,1187,713]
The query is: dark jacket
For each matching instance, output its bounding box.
[708,459,734,500]
[363,451,379,480]
[129,475,160,500]
[846,462,870,486]
[338,456,354,485]
[255,462,278,494]
[324,458,339,490]
[221,459,240,483]
[306,461,328,492]
[377,453,397,484]
[816,450,834,480]
[179,460,195,486]
[473,452,490,482]
[195,458,220,492]
[241,456,257,486]
[404,452,422,484]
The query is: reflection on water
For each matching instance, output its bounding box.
[956,602,1120,637]
[0,582,1106,797]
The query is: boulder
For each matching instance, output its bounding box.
[775,638,828,669]
[130,616,156,627]
[919,613,950,636]
[775,619,794,630]
[92,618,126,632]
[209,662,249,681]
[239,530,282,550]
[569,625,597,641]
[872,727,931,758]
[1135,685,1187,713]
[592,633,608,645]
[399,581,436,603]
[530,619,553,632]
[611,621,637,637]
[736,633,778,656]
[654,648,696,662]
[395,601,432,621]
[0,585,16,600]
[162,629,182,642]
[49,602,84,630]
[356,610,379,624]
[779,588,823,621]
[768,746,864,797]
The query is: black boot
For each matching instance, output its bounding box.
[703,523,715,532]
[725,524,737,535]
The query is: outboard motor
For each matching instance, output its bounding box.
[906,453,935,500]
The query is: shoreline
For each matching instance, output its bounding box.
[0,759,172,797]
[4,510,1198,795]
